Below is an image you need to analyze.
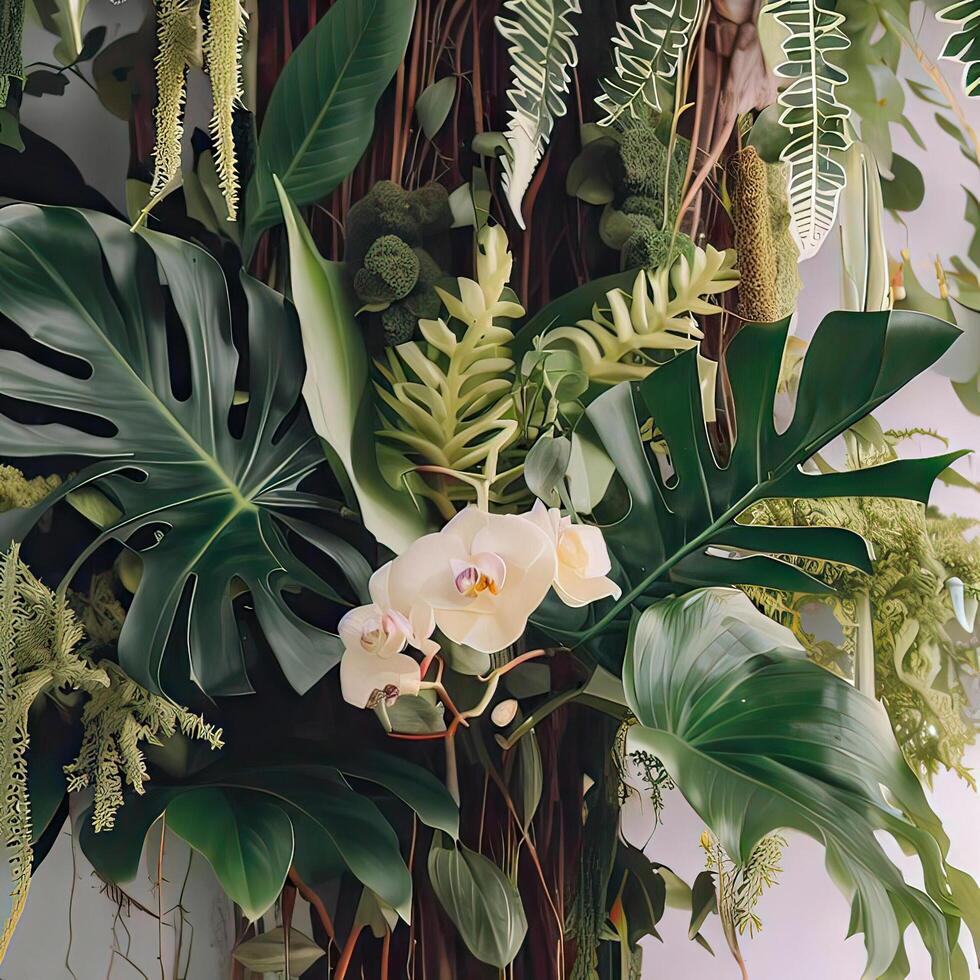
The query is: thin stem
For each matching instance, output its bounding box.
[333,924,364,980]
[287,868,335,945]
[854,590,875,697]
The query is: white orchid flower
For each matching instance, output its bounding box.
[524,500,621,608]
[338,603,423,709]
[383,506,557,653]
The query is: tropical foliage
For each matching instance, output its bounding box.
[0,1,978,978]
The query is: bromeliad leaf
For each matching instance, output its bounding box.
[762,0,851,258]
[625,588,980,978]
[0,205,371,698]
[938,0,980,98]
[596,0,705,128]
[495,0,582,228]
[580,309,963,654]
[243,0,416,256]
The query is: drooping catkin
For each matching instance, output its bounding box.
[203,0,247,220]
[729,146,779,323]
[145,0,201,218]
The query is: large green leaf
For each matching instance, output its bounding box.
[428,836,528,968]
[0,204,367,697]
[78,758,435,920]
[579,310,962,653]
[166,789,294,921]
[625,588,980,980]
[276,181,427,553]
[243,0,416,256]
[627,589,980,976]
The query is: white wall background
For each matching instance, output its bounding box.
[3,3,979,978]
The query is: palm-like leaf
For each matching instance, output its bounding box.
[495,0,581,228]
[938,0,980,97]
[625,588,980,979]
[762,0,851,258]
[596,0,705,128]
[573,309,962,660]
[0,205,370,698]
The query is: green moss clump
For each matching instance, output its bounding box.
[622,227,694,272]
[354,235,420,303]
[381,304,417,346]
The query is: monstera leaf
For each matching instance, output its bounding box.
[578,310,963,655]
[80,755,457,921]
[0,204,372,697]
[625,589,980,980]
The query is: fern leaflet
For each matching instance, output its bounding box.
[496,0,582,229]
[938,0,980,97]
[596,0,705,128]
[762,0,851,259]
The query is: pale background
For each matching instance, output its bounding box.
[3,2,979,978]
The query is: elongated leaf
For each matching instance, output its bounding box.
[415,76,456,139]
[243,0,415,255]
[166,788,293,921]
[233,927,326,975]
[428,837,527,968]
[578,309,961,655]
[625,588,980,979]
[0,205,354,697]
[938,0,980,98]
[495,0,581,227]
[596,0,705,127]
[275,180,426,553]
[839,140,889,312]
[762,0,852,257]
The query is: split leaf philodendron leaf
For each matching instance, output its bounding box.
[428,836,528,968]
[0,205,371,698]
[624,588,980,979]
[275,179,428,553]
[576,309,964,663]
[243,0,416,257]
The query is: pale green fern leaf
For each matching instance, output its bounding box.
[762,0,851,258]
[540,244,738,384]
[495,0,582,229]
[376,225,525,511]
[938,0,980,97]
[596,0,705,128]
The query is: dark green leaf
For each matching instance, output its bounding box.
[580,310,961,648]
[243,0,416,256]
[339,750,460,839]
[880,153,925,211]
[516,732,543,832]
[76,26,107,63]
[688,871,716,940]
[24,70,68,97]
[625,588,980,979]
[0,206,354,698]
[428,836,527,968]
[166,788,294,921]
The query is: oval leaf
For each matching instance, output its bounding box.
[428,838,527,968]
[415,76,457,139]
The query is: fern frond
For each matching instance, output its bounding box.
[376,225,525,504]
[762,0,851,258]
[938,0,980,98]
[596,0,705,128]
[495,0,581,228]
[203,0,247,220]
[539,245,738,384]
[66,660,223,832]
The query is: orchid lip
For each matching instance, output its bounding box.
[451,552,507,597]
